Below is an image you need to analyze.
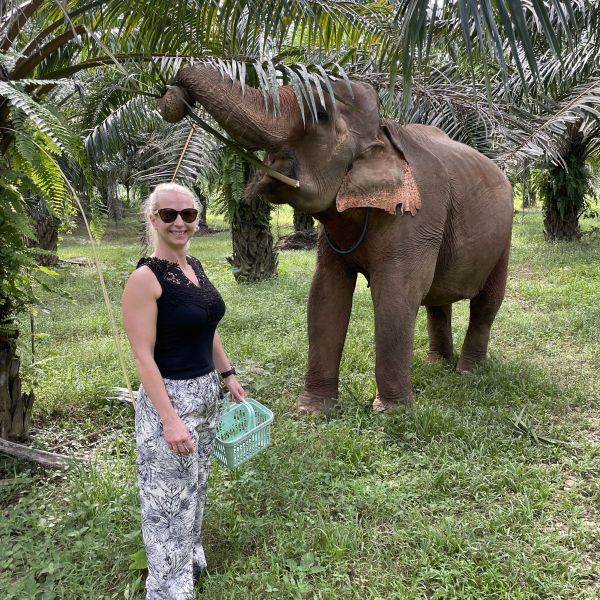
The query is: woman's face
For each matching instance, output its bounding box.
[149,190,198,250]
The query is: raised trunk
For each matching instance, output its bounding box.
[0,326,35,441]
[159,63,300,150]
[26,197,60,266]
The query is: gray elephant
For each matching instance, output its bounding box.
[158,63,513,414]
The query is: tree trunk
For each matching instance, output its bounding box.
[107,184,123,222]
[277,207,317,250]
[0,327,35,441]
[228,194,277,282]
[543,203,581,241]
[293,208,314,232]
[541,123,590,242]
[521,168,536,208]
[192,184,208,228]
[25,197,60,266]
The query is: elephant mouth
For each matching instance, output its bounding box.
[244,152,298,203]
[265,150,297,181]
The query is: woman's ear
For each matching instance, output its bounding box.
[336,129,421,216]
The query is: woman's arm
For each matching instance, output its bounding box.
[122,268,193,454]
[213,331,245,402]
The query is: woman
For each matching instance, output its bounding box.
[122,182,244,600]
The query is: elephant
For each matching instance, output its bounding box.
[158,63,513,414]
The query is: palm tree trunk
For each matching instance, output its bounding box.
[0,326,35,440]
[107,184,123,222]
[293,208,314,232]
[277,208,317,250]
[228,194,278,282]
[26,197,60,266]
[541,124,590,242]
[543,203,581,240]
[521,168,536,208]
[192,184,208,229]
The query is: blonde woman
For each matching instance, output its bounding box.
[122,183,244,599]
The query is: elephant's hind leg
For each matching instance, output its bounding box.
[457,246,509,372]
[426,304,453,362]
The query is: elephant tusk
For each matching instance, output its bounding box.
[256,163,300,188]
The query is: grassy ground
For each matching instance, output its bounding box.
[1,209,599,599]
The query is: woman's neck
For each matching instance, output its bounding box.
[152,245,188,267]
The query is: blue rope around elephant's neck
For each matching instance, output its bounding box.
[323,208,370,255]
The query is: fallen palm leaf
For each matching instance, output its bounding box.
[506,408,564,446]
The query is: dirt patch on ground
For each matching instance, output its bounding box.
[276,230,317,250]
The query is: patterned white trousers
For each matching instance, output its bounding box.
[135,371,221,600]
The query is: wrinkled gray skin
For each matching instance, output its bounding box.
[158,63,513,414]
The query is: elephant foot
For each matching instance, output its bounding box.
[426,350,452,363]
[297,392,338,415]
[456,353,485,373]
[372,392,414,415]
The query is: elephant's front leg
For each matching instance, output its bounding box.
[298,251,357,415]
[371,276,420,413]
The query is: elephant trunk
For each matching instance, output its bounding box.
[158,62,299,151]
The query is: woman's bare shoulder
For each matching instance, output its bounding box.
[124,265,161,299]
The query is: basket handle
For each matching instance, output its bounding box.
[223,394,256,429]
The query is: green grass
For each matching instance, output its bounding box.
[1,209,599,599]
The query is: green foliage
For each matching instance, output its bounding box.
[211,148,249,223]
[12,116,68,214]
[0,167,36,322]
[0,90,87,328]
[534,155,595,219]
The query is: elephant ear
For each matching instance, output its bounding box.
[336,126,421,216]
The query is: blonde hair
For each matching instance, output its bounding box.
[142,183,202,251]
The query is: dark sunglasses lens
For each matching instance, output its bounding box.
[180,209,198,223]
[158,209,178,223]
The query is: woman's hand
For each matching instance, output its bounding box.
[162,414,194,454]
[225,375,245,403]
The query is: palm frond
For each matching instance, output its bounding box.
[12,116,68,214]
[210,147,247,221]
[375,64,504,156]
[134,119,220,189]
[0,79,79,156]
[204,56,352,123]
[84,95,162,164]
[498,77,600,166]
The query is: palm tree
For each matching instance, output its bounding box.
[498,15,600,240]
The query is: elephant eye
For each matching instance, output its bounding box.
[316,110,329,123]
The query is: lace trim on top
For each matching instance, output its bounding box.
[137,255,223,312]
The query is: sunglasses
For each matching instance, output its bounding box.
[153,208,199,223]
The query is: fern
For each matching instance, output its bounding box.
[0,165,37,321]
[0,81,79,158]
[12,116,68,214]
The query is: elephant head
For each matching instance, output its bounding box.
[158,62,420,217]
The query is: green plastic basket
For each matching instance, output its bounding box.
[214,395,273,470]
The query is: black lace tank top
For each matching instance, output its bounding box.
[136,255,226,379]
